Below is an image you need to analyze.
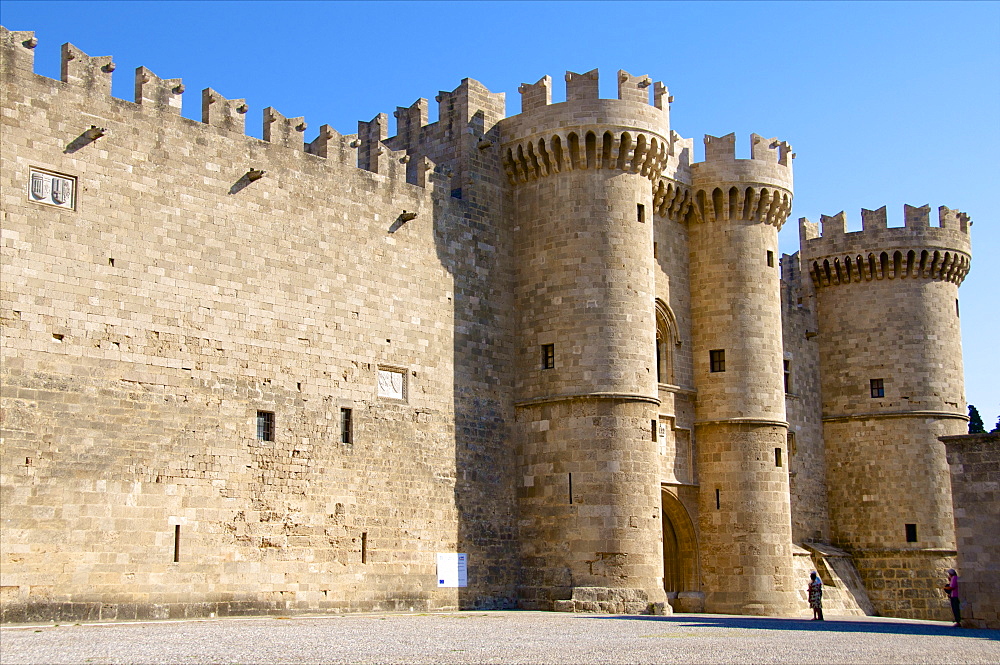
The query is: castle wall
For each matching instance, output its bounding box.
[0,29,518,622]
[654,213,696,488]
[780,252,830,544]
[942,433,1000,629]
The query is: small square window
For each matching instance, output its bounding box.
[256,411,275,441]
[870,378,885,398]
[709,349,725,373]
[905,523,917,543]
[541,344,555,370]
[340,408,353,445]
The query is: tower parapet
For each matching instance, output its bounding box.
[801,205,971,288]
[689,133,794,228]
[501,69,687,186]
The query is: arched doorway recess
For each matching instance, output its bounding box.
[661,488,703,612]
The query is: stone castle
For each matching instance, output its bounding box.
[0,26,983,624]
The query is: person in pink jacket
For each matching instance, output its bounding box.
[943,568,961,627]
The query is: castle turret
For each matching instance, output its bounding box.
[499,70,672,612]
[688,133,800,615]
[801,205,972,620]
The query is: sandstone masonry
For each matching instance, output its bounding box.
[0,27,978,623]
[942,433,1000,629]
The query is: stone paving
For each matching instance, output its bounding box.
[1,611,998,664]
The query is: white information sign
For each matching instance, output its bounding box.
[436,553,468,588]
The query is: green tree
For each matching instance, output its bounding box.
[992,416,1000,434]
[968,404,986,433]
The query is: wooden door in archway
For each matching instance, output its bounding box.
[661,489,699,595]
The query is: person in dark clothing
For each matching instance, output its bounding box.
[808,571,824,621]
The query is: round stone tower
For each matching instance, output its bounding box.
[686,133,801,615]
[800,204,972,620]
[498,69,671,612]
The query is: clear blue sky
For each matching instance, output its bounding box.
[2,1,998,427]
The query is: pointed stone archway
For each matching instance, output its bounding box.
[661,487,703,612]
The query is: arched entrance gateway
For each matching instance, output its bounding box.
[661,489,704,612]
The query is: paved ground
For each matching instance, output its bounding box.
[1,611,998,664]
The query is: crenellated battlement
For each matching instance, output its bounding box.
[134,66,183,114]
[0,26,37,74]
[202,88,248,134]
[263,106,306,148]
[699,132,794,167]
[61,42,113,94]
[800,205,972,288]
[688,133,795,227]
[0,27,464,191]
[518,75,552,113]
[515,68,668,111]
[499,69,683,186]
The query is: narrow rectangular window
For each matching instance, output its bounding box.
[905,523,917,543]
[340,408,353,445]
[542,344,555,369]
[653,242,658,259]
[775,447,783,467]
[637,203,646,223]
[788,431,797,456]
[256,411,275,441]
[710,349,725,373]
[784,359,792,393]
[361,532,368,563]
[652,419,658,442]
[767,250,774,267]
[715,489,721,510]
[956,299,960,317]
[568,473,573,505]
[173,524,181,563]
[870,378,885,398]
